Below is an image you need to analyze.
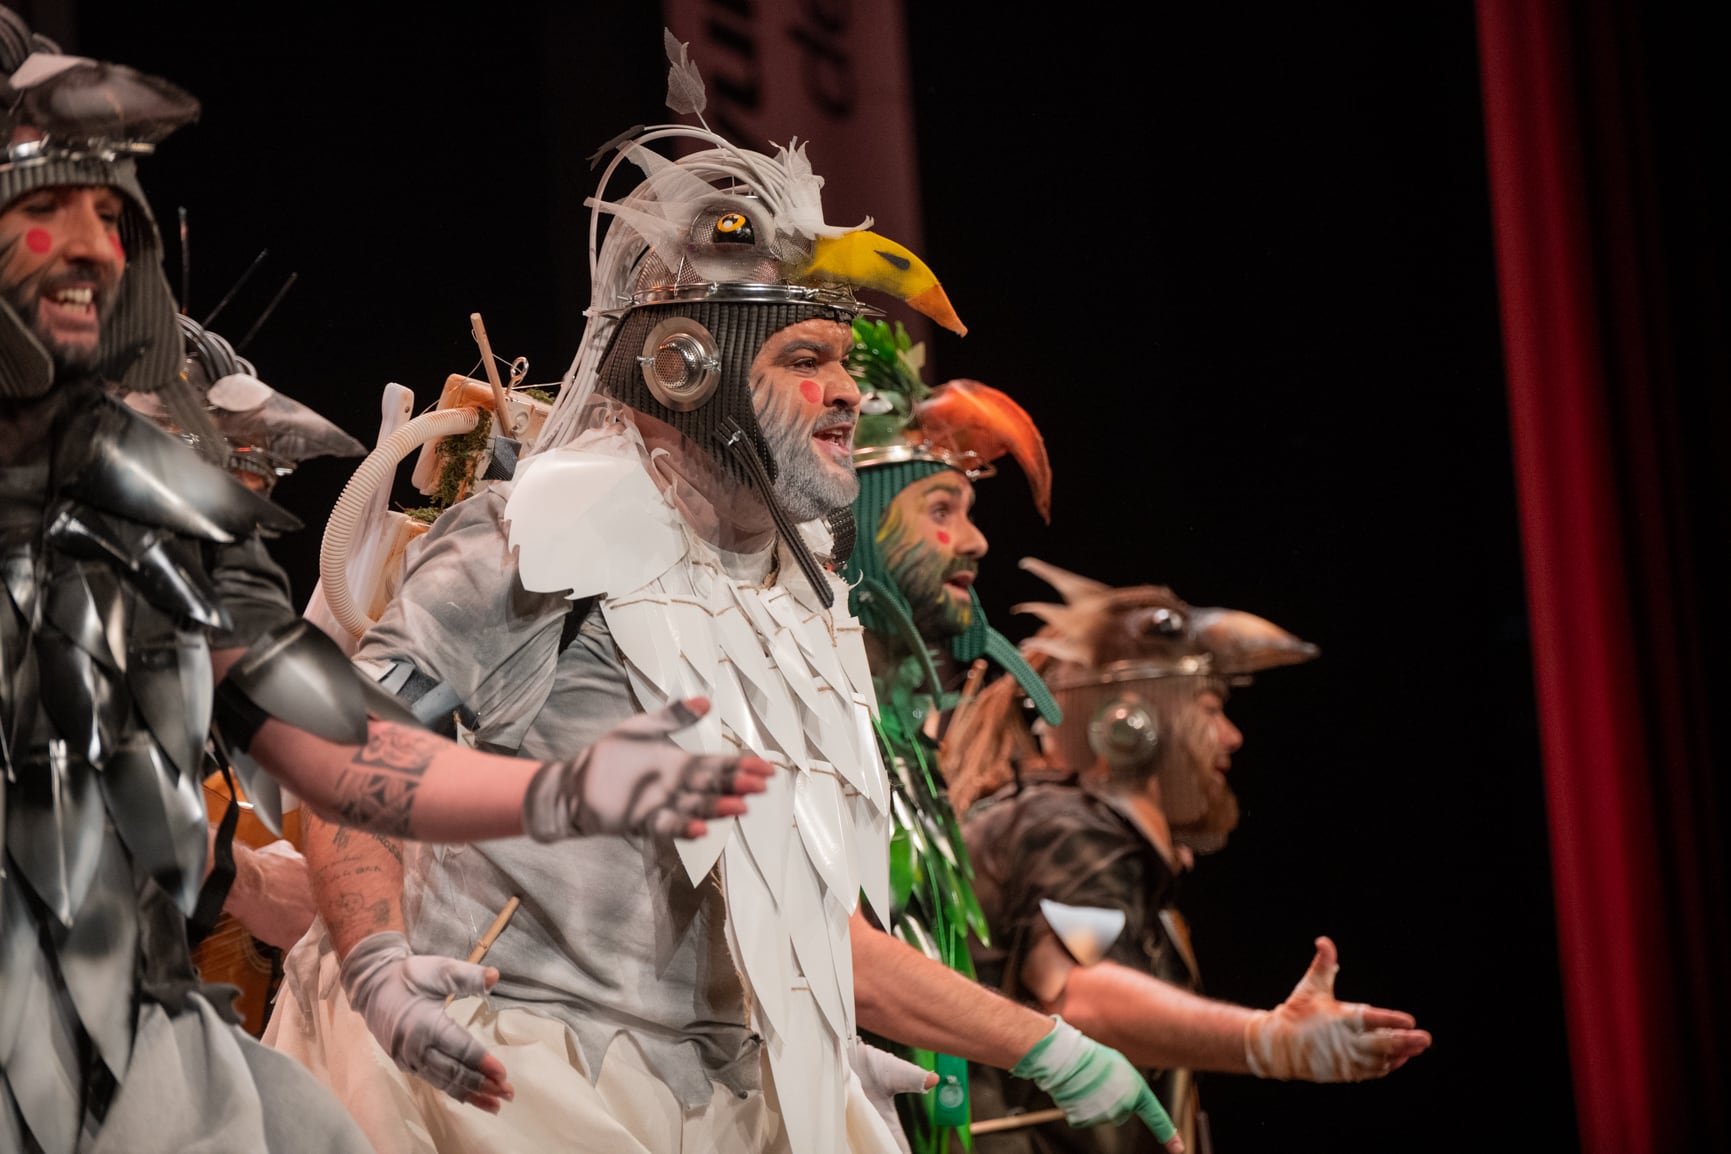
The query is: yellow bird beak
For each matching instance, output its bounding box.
[800,230,968,337]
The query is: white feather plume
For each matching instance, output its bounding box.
[663,28,707,121]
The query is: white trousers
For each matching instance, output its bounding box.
[264,923,903,1154]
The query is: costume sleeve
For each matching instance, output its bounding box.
[206,532,299,650]
[354,487,575,751]
[966,788,1154,979]
[1006,793,1144,920]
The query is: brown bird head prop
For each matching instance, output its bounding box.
[943,557,1317,854]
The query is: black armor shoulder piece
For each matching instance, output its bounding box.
[56,393,301,544]
[212,620,430,835]
[213,619,371,752]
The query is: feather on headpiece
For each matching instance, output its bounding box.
[534,32,964,455]
[583,32,962,331]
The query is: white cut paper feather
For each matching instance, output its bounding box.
[507,450,685,598]
[784,835,851,1038]
[508,428,891,1154]
[662,28,707,120]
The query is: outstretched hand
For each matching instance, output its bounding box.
[1244,935,1433,1082]
[340,931,515,1111]
[523,696,774,841]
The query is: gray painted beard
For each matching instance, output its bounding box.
[759,409,858,522]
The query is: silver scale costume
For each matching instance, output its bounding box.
[0,17,398,1152]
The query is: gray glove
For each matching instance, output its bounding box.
[340,931,495,1102]
[522,697,756,841]
[847,1037,933,1154]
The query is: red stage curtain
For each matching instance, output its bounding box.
[1475,3,1730,1152]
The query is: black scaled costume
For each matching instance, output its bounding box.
[1,11,375,1151]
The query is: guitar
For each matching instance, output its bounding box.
[195,773,304,1037]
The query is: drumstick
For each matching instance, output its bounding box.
[467,896,521,964]
[445,895,522,1011]
[969,1108,1066,1135]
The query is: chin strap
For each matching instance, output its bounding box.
[853,575,946,700]
[717,415,834,609]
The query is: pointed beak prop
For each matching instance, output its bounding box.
[916,379,1052,521]
[801,230,968,337]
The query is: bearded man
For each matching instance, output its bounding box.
[842,318,1064,1152]
[946,561,1433,1153]
[263,33,1182,1154]
[0,15,767,1152]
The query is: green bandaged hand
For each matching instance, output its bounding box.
[1012,1016,1179,1147]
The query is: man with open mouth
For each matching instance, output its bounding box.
[0,12,769,1153]
[263,30,1180,1154]
[841,317,1066,1152]
[944,563,1435,1154]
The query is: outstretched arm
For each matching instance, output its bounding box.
[850,911,1183,1153]
[246,712,542,841]
[213,641,770,844]
[1030,928,1432,1080]
[851,909,1049,1066]
[1240,936,1432,1081]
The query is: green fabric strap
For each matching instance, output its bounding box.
[982,627,1062,726]
[853,575,946,702]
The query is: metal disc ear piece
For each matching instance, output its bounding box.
[1087,694,1160,770]
[638,316,722,411]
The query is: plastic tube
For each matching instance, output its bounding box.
[318,406,481,639]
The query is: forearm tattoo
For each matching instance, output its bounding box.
[332,824,404,864]
[329,724,442,837]
[312,816,407,939]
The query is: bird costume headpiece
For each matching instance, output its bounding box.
[842,317,1059,721]
[943,558,1319,846]
[531,31,964,605]
[123,315,366,490]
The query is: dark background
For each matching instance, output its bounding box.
[32,2,1595,1150]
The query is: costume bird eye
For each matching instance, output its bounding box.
[712,212,755,244]
[1129,607,1186,638]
